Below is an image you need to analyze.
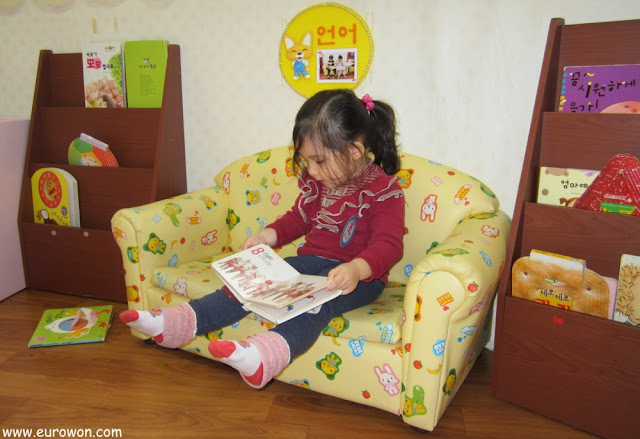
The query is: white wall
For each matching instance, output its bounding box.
[2,0,639,346]
[2,0,640,217]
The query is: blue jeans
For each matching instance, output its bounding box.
[189,255,384,359]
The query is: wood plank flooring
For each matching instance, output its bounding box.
[0,289,600,438]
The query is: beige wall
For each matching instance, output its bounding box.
[2,0,639,218]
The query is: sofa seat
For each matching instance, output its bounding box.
[150,259,405,345]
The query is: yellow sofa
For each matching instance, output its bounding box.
[111,145,510,431]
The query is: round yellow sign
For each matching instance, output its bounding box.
[279,3,374,98]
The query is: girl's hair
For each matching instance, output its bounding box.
[292,89,400,178]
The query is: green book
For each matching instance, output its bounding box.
[28,305,113,348]
[124,40,168,108]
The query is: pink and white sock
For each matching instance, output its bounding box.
[209,340,263,378]
[208,331,291,389]
[120,303,197,349]
[120,309,164,341]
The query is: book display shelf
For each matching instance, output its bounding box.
[491,19,640,439]
[17,45,186,302]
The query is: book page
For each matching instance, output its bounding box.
[212,244,327,307]
[244,287,341,325]
[246,274,328,308]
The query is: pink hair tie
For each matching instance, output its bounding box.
[361,94,375,111]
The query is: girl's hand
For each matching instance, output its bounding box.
[241,228,277,250]
[327,258,372,295]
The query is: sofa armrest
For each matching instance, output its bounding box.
[399,210,510,429]
[111,186,231,312]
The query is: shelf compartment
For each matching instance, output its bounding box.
[540,112,640,170]
[520,202,640,277]
[43,52,84,107]
[19,223,126,302]
[498,296,640,439]
[23,164,154,230]
[32,107,161,168]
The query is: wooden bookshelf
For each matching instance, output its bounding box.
[491,18,640,439]
[17,45,186,302]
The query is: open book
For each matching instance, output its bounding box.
[211,244,342,324]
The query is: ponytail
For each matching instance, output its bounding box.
[366,99,400,175]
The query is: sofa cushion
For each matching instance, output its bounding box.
[151,260,404,345]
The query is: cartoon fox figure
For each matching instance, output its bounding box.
[284,32,312,80]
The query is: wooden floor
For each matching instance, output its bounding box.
[0,289,600,439]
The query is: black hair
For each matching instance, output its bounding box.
[292,89,400,178]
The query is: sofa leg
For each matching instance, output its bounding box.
[410,426,430,434]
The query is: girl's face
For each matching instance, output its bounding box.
[298,140,365,189]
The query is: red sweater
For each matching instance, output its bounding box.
[269,162,405,283]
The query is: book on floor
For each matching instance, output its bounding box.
[28,305,113,348]
[211,244,342,324]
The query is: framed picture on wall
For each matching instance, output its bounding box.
[316,49,357,83]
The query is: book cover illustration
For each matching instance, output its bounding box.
[512,250,611,318]
[537,166,599,207]
[614,254,640,327]
[82,42,125,108]
[573,153,640,216]
[124,40,168,108]
[558,64,640,113]
[68,133,118,167]
[31,167,80,227]
[28,305,113,347]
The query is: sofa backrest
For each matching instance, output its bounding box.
[214,146,500,285]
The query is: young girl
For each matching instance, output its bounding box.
[120,89,405,389]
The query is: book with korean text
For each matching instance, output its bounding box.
[82,42,126,108]
[124,40,168,108]
[558,64,640,113]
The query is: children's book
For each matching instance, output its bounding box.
[124,40,168,108]
[537,166,599,207]
[211,244,342,324]
[613,254,640,327]
[82,42,126,108]
[573,153,640,216]
[28,305,113,347]
[68,133,119,167]
[558,64,640,113]
[512,249,611,318]
[31,167,80,227]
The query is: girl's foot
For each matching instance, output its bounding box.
[208,340,264,386]
[120,304,196,349]
[120,309,166,343]
[208,332,291,389]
